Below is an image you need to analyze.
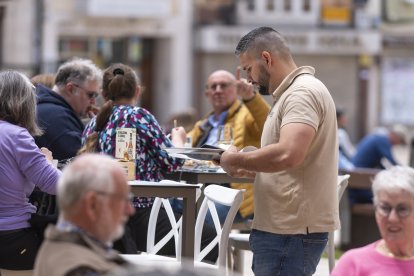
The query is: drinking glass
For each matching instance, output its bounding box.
[217,125,233,150]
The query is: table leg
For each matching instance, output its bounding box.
[181,190,196,262]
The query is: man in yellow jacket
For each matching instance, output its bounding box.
[189,69,270,223]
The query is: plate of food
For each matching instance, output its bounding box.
[163,146,224,161]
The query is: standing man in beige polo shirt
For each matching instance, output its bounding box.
[219,27,339,275]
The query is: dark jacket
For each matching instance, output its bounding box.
[35,84,84,160]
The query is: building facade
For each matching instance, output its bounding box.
[1,0,414,142]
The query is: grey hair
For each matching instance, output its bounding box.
[0,70,43,136]
[57,153,119,212]
[372,166,414,204]
[235,26,291,60]
[54,57,102,87]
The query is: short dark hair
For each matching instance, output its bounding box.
[235,26,291,60]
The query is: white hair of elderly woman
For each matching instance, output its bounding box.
[372,166,414,204]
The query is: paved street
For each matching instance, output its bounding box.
[238,250,330,276]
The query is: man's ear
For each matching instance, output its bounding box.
[261,51,272,68]
[84,191,99,220]
[66,83,77,95]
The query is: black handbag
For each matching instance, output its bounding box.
[28,188,59,242]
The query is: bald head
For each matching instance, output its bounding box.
[205,70,238,116]
[207,70,236,83]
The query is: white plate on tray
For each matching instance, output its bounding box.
[164,147,224,161]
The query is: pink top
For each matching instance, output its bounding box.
[331,241,414,276]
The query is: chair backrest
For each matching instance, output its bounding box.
[194,185,244,269]
[337,174,350,201]
[326,174,350,273]
[147,197,182,258]
[146,180,202,260]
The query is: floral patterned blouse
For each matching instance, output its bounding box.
[82,105,184,208]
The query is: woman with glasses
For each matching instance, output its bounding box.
[0,70,61,270]
[332,166,414,275]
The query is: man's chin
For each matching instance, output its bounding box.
[109,225,125,242]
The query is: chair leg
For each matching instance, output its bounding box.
[327,231,335,273]
[233,248,244,273]
[227,245,245,273]
[227,245,233,270]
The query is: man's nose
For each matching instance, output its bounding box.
[213,84,223,92]
[247,74,253,83]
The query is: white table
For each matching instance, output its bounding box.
[128,180,200,260]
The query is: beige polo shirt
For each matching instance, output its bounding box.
[252,66,339,234]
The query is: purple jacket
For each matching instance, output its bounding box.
[0,120,61,231]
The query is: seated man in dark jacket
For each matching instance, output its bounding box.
[35,58,102,161]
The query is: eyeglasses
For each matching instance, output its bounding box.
[206,82,233,91]
[95,190,134,204]
[72,83,99,100]
[375,202,412,218]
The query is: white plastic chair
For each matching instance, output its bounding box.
[227,174,350,273]
[326,174,350,272]
[123,184,244,271]
[146,197,182,258]
[194,185,244,269]
[146,180,202,260]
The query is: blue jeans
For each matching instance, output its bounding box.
[250,229,328,276]
[169,198,252,226]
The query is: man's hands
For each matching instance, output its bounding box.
[171,126,187,147]
[40,147,53,163]
[217,145,256,179]
[235,67,256,101]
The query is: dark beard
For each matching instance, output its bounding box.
[258,85,269,95]
[257,63,270,95]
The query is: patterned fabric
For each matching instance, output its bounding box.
[82,105,184,208]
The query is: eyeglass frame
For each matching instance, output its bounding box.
[205,81,234,91]
[94,190,134,204]
[375,202,412,219]
[72,83,99,100]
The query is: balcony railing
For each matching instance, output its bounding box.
[237,0,320,26]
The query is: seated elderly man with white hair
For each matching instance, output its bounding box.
[34,154,135,276]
